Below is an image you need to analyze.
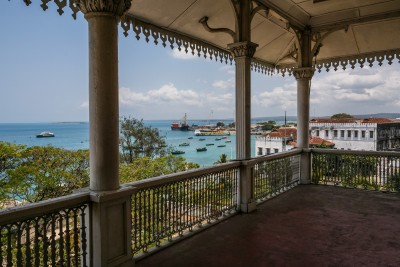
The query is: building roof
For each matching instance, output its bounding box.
[310,118,394,124]
[265,127,297,139]
[289,136,334,147]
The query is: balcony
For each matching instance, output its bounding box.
[137,185,400,267]
[1,149,400,266]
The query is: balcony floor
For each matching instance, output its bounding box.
[136,185,400,267]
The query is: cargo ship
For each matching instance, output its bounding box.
[171,113,190,131]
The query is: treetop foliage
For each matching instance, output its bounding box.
[120,116,168,164]
[331,113,353,118]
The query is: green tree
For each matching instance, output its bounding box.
[120,155,199,183]
[120,116,168,163]
[258,120,277,131]
[214,153,228,164]
[216,121,225,127]
[0,142,25,201]
[4,145,89,203]
[331,113,353,119]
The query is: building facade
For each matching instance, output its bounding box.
[255,127,296,156]
[309,118,400,151]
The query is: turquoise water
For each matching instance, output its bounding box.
[0,121,255,167]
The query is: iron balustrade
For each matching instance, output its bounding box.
[249,149,302,203]
[125,162,241,257]
[311,148,400,192]
[0,192,90,267]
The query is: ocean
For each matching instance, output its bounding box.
[0,121,257,167]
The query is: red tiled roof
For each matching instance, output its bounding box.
[265,127,297,139]
[289,136,333,147]
[310,118,393,124]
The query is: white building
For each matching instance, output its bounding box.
[255,127,296,156]
[309,118,400,151]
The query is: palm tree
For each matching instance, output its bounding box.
[214,153,228,164]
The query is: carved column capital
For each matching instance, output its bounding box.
[293,67,315,80]
[228,41,258,58]
[75,0,132,17]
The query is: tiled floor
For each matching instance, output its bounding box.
[137,185,400,267]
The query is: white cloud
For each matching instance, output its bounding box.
[80,101,89,108]
[219,65,235,75]
[170,49,197,60]
[120,87,151,106]
[253,82,297,112]
[120,84,200,107]
[212,79,234,90]
[118,83,236,119]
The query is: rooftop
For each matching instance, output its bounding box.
[310,118,395,124]
[137,185,400,267]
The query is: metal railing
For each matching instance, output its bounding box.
[311,149,400,192]
[250,149,302,203]
[126,162,241,257]
[0,192,90,267]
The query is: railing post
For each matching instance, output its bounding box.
[301,149,312,184]
[86,187,135,267]
[239,162,256,213]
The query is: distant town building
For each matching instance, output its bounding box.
[309,118,400,151]
[255,127,297,156]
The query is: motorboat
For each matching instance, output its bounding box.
[171,150,185,155]
[36,131,55,138]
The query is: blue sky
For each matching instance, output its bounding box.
[1,1,400,123]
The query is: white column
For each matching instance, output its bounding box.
[228,41,258,160]
[77,1,134,265]
[228,41,258,213]
[293,67,314,184]
[87,12,120,191]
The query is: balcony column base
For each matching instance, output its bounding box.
[239,163,257,213]
[87,187,136,267]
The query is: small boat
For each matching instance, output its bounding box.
[215,138,222,141]
[222,136,227,139]
[171,150,185,155]
[188,137,194,139]
[206,143,214,146]
[225,140,232,143]
[199,138,206,141]
[196,147,207,152]
[179,142,190,146]
[36,131,55,138]
[217,145,226,147]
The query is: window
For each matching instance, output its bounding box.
[370,131,374,139]
[341,130,345,138]
[316,130,320,136]
[325,130,329,137]
[347,130,351,138]
[266,148,271,155]
[354,131,358,138]
[334,130,338,138]
[258,147,263,156]
[362,131,365,138]
[274,148,279,153]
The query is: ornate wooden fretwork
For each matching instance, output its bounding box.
[122,16,235,64]
[14,0,130,19]
[14,0,400,77]
[314,49,400,72]
[251,59,275,75]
